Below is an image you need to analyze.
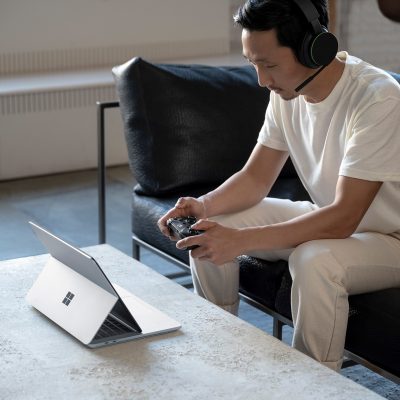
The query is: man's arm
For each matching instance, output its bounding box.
[182,175,382,265]
[241,176,383,252]
[201,143,289,218]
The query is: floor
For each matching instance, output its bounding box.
[0,165,398,399]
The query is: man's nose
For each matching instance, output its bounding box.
[256,66,273,88]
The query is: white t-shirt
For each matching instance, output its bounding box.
[258,52,400,236]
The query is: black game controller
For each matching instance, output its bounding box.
[167,216,204,250]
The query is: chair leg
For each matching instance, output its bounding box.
[273,318,284,340]
[342,359,357,369]
[132,240,140,260]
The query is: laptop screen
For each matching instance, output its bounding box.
[29,222,117,297]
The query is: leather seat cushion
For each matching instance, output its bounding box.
[239,255,289,310]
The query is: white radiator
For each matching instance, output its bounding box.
[0,86,116,115]
[0,39,228,76]
[0,83,126,181]
[0,39,231,180]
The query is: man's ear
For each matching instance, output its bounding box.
[377,0,400,22]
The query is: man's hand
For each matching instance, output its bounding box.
[176,219,244,265]
[157,197,206,239]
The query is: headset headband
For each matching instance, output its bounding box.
[291,0,338,68]
[292,0,322,33]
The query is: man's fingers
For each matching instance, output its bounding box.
[191,219,216,230]
[175,197,190,209]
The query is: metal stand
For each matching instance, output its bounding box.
[96,101,119,244]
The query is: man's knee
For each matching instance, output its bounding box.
[289,240,345,288]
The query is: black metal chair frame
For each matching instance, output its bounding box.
[96,100,400,385]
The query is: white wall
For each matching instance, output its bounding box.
[0,1,232,180]
[0,0,231,74]
[0,0,228,51]
[336,0,400,72]
[230,0,244,51]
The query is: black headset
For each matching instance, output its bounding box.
[292,0,338,68]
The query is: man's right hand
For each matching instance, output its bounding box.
[157,197,207,239]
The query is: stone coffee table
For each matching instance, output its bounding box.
[0,244,383,399]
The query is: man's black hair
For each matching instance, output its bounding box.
[234,0,330,55]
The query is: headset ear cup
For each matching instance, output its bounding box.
[299,32,317,68]
[299,27,338,69]
[310,30,338,66]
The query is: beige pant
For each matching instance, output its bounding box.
[190,198,400,371]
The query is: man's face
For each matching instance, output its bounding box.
[242,28,310,101]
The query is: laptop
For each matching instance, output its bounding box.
[26,222,181,348]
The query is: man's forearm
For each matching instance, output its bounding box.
[236,176,383,253]
[199,169,271,218]
[240,203,363,255]
[198,144,289,219]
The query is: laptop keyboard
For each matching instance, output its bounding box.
[94,315,135,340]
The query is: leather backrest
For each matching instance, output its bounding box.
[113,57,272,196]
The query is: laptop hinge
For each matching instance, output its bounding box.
[110,298,142,332]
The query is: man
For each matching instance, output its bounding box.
[158,0,400,371]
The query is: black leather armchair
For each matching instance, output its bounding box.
[98,57,400,383]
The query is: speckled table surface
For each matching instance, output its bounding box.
[0,244,383,400]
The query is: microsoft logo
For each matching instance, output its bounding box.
[62,291,75,306]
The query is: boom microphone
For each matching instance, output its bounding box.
[294,64,327,92]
